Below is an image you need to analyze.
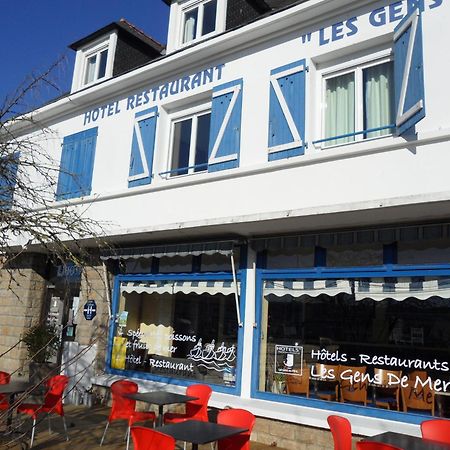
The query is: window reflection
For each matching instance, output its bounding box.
[260,277,450,417]
[111,281,238,387]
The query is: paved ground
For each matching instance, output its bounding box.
[0,405,283,450]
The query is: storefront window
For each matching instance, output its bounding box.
[259,276,450,417]
[111,278,239,387]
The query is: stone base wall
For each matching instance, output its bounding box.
[253,417,360,450]
[77,263,112,374]
[0,254,47,376]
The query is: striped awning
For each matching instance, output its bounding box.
[120,280,239,296]
[355,278,450,302]
[100,240,236,261]
[263,279,352,298]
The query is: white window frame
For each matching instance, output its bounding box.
[71,32,117,92]
[166,102,212,178]
[178,0,225,47]
[316,50,394,149]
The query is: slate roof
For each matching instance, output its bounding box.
[69,19,165,54]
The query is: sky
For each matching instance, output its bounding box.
[0,0,170,113]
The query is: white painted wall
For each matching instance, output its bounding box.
[21,0,447,244]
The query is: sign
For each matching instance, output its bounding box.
[275,344,304,376]
[83,300,97,321]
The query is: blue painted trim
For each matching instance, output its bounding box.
[208,78,243,173]
[106,270,244,396]
[312,124,394,145]
[250,271,264,397]
[394,8,425,136]
[128,107,158,188]
[159,162,208,177]
[56,127,98,200]
[268,59,306,161]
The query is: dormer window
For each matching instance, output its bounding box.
[165,0,225,52]
[69,20,164,93]
[84,47,109,85]
[71,35,116,92]
[182,0,217,44]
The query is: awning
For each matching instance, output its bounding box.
[355,278,450,302]
[100,240,236,260]
[120,280,240,296]
[263,279,352,298]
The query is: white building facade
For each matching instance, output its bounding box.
[3,0,450,444]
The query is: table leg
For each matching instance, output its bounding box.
[158,405,164,427]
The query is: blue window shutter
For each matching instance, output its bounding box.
[0,154,18,209]
[56,127,97,200]
[394,8,425,136]
[208,79,242,173]
[128,107,158,188]
[268,59,306,161]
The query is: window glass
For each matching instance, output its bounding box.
[194,113,211,171]
[202,0,217,35]
[266,248,315,269]
[363,62,394,139]
[84,55,97,85]
[170,111,210,177]
[183,8,198,43]
[98,49,109,80]
[324,72,355,146]
[259,277,450,417]
[171,119,192,176]
[398,240,450,265]
[111,281,238,387]
[323,61,394,147]
[327,243,383,267]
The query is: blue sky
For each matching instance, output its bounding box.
[0,0,169,112]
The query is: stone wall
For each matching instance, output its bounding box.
[252,417,359,450]
[0,254,47,376]
[76,263,112,375]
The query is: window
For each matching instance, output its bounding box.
[83,47,109,86]
[169,109,211,176]
[110,277,239,387]
[258,275,450,417]
[322,60,395,147]
[56,128,98,201]
[182,0,217,44]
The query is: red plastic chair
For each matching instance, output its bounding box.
[164,384,212,424]
[327,415,352,450]
[217,408,255,450]
[421,419,450,444]
[356,442,402,450]
[100,380,156,450]
[17,374,69,448]
[131,426,176,450]
[0,371,11,410]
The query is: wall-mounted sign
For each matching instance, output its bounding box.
[275,344,304,376]
[83,300,97,321]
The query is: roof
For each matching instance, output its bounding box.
[69,19,165,53]
[161,0,301,9]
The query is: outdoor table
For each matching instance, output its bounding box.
[361,431,450,449]
[124,391,198,426]
[156,419,248,450]
[0,381,33,431]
